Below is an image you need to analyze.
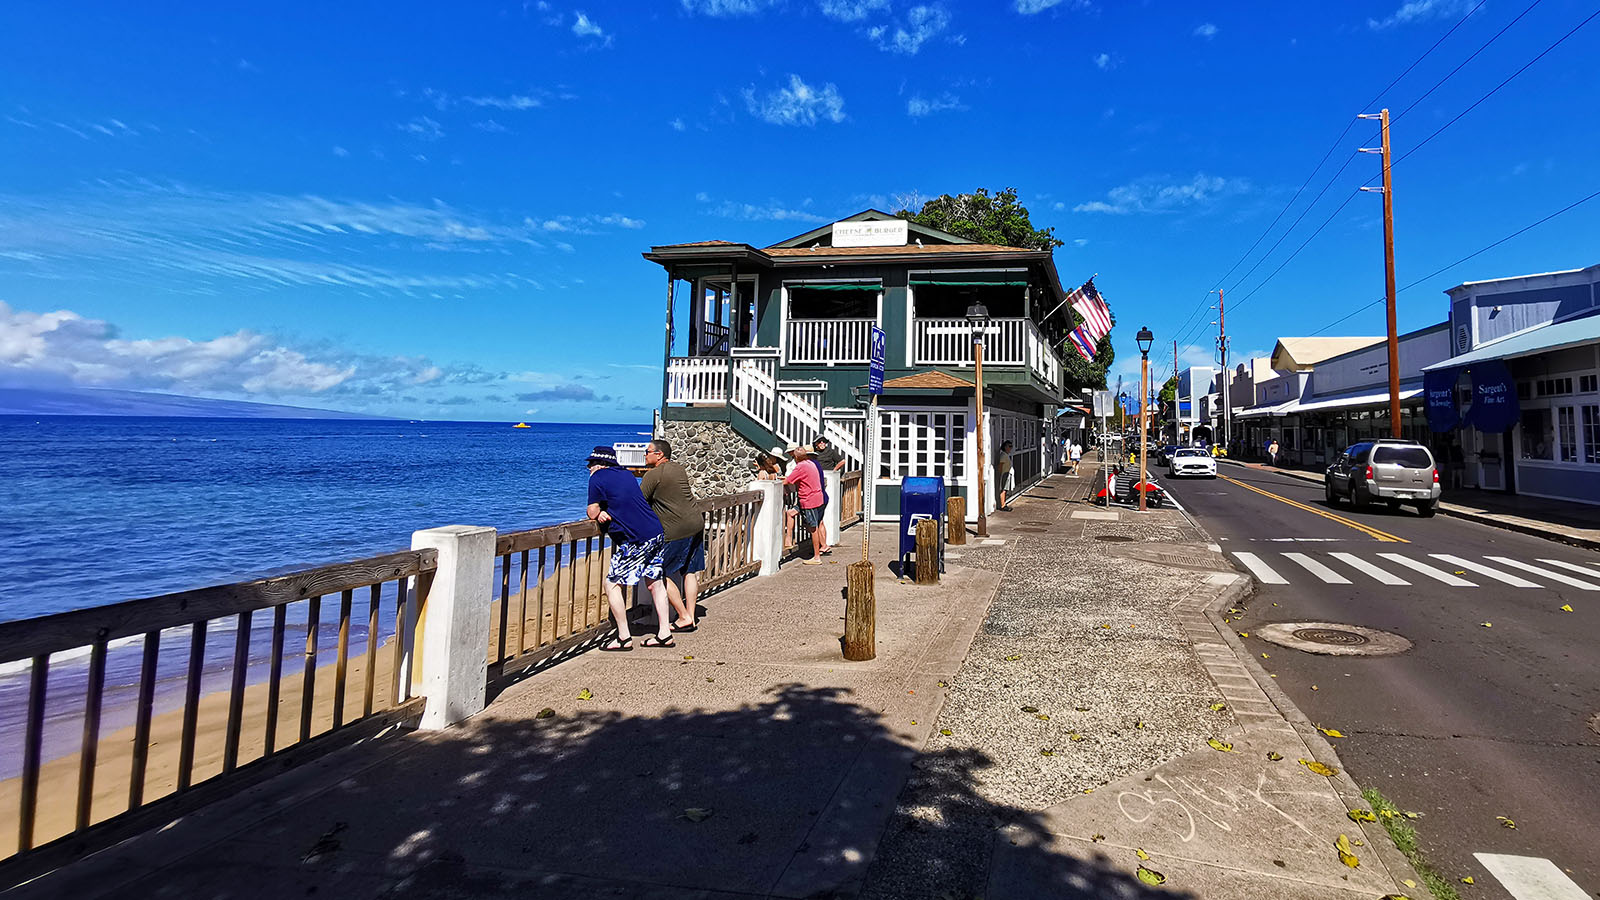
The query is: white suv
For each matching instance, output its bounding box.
[1168,447,1217,478]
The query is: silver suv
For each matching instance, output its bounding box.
[1325,439,1440,516]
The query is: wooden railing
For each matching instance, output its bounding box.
[488,521,610,679]
[840,471,864,525]
[785,318,874,365]
[0,550,433,869]
[695,491,763,593]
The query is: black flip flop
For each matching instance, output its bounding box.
[599,636,633,652]
[671,622,698,633]
[641,634,676,648]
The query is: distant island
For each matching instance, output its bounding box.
[0,386,386,419]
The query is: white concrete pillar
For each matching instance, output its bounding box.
[823,469,842,539]
[748,479,785,576]
[410,525,496,730]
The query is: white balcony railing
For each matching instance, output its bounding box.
[665,356,729,405]
[731,348,778,424]
[785,318,875,365]
[914,317,1061,388]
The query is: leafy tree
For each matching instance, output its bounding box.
[895,187,1064,251]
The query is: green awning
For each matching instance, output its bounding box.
[789,283,881,292]
[909,279,1028,286]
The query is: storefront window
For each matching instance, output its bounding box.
[1519,408,1553,460]
[1584,405,1600,465]
[1557,407,1577,462]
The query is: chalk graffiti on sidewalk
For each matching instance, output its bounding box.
[1116,771,1319,845]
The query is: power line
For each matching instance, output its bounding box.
[1390,0,1542,125]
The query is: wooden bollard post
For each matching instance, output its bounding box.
[946,497,966,545]
[914,518,940,585]
[844,560,876,661]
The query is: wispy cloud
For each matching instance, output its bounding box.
[398,116,444,140]
[867,5,950,54]
[1193,22,1218,38]
[818,0,890,21]
[1093,52,1114,70]
[473,119,509,133]
[743,75,846,126]
[696,192,829,224]
[1014,0,1094,13]
[906,92,966,117]
[462,94,542,110]
[571,11,611,44]
[680,0,777,15]
[332,145,350,157]
[670,117,687,131]
[1368,0,1474,29]
[1073,174,1249,215]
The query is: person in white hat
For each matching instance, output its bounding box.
[783,443,829,563]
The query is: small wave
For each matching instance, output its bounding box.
[0,634,147,677]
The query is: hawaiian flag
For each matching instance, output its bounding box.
[1069,280,1113,342]
[1066,324,1098,362]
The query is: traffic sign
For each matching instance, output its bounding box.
[868,325,887,395]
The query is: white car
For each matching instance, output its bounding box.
[1168,447,1217,478]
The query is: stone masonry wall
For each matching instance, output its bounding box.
[659,419,768,499]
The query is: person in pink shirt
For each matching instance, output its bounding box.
[784,444,829,563]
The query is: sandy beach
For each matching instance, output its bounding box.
[0,552,611,857]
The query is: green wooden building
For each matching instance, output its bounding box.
[644,210,1074,521]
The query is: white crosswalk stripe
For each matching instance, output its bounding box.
[1488,557,1600,591]
[1328,552,1410,585]
[1377,553,1478,587]
[1536,558,1600,581]
[1474,853,1591,900]
[1283,552,1351,584]
[1230,551,1600,590]
[1232,551,1288,584]
[1431,554,1540,588]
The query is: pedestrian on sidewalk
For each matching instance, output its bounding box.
[996,440,1015,511]
[641,439,702,634]
[784,443,829,563]
[1069,441,1083,475]
[811,435,847,472]
[1268,438,1281,467]
[584,446,675,651]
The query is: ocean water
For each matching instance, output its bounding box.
[0,416,646,769]
[0,416,646,622]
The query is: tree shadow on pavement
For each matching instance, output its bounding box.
[115,684,1188,900]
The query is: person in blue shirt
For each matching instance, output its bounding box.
[584,445,674,650]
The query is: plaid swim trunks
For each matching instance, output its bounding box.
[607,535,665,586]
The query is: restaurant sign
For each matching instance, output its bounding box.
[833,219,908,248]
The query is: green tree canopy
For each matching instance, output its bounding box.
[894,187,1064,251]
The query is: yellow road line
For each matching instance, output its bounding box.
[1218,474,1409,543]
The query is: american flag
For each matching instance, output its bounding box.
[1069,281,1112,342]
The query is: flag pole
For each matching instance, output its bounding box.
[1038,273,1100,323]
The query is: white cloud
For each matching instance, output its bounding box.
[670,117,687,131]
[1014,0,1093,13]
[1193,22,1217,38]
[1073,238,1088,246]
[398,116,444,140]
[1368,0,1474,29]
[332,145,349,157]
[1073,174,1249,215]
[1094,52,1113,70]
[462,94,542,110]
[598,214,646,228]
[906,93,967,117]
[869,5,950,54]
[743,75,846,126]
[680,0,777,15]
[573,11,603,35]
[698,193,829,223]
[818,0,889,21]
[473,119,509,133]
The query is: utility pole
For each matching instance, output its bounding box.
[1360,109,1402,438]
[1173,339,1179,443]
[1213,288,1230,453]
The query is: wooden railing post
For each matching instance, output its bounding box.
[748,480,785,576]
[410,525,497,730]
[947,497,967,544]
[914,519,940,585]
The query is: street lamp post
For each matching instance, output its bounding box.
[967,300,990,537]
[1136,326,1155,512]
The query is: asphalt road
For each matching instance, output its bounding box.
[1159,463,1600,899]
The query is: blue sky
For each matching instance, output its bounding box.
[1,0,1596,421]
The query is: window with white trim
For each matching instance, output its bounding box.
[877,410,967,483]
[1557,406,1577,462]
[1583,405,1600,465]
[1581,374,1598,394]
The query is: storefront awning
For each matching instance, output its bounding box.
[788,282,882,291]
[1235,399,1301,419]
[909,279,1029,286]
[1292,388,1421,414]
[1422,311,1600,370]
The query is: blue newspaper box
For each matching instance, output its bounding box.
[898,476,946,574]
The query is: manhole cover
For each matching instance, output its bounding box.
[1256,622,1412,657]
[1292,628,1370,646]
[1095,535,1136,543]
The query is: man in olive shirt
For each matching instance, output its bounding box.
[641,439,703,631]
[811,436,847,471]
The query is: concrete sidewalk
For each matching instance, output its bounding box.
[17,469,1417,900]
[1222,458,1600,550]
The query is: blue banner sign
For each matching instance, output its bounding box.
[1423,368,1460,432]
[868,326,887,395]
[1465,359,1519,433]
